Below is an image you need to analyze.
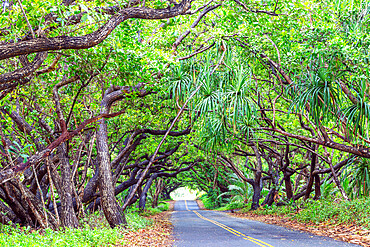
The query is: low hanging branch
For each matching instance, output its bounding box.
[261,127,370,158]
[172,4,221,51]
[0,0,192,61]
[178,41,215,60]
[0,52,47,85]
[0,110,125,184]
[121,52,226,208]
[122,83,202,210]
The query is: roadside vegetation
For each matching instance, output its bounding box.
[247,197,370,228]
[0,201,171,247]
[0,221,123,247]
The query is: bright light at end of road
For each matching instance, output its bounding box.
[171,187,202,200]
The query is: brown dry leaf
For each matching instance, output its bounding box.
[230,212,370,247]
[117,212,174,247]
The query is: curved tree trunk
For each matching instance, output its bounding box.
[152,178,163,208]
[139,174,157,210]
[251,144,262,210]
[313,174,321,200]
[161,188,172,200]
[284,174,293,200]
[96,117,126,228]
[262,188,276,206]
[251,181,262,210]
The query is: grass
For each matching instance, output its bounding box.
[242,197,370,228]
[240,203,296,216]
[0,199,172,247]
[156,201,170,211]
[0,210,154,247]
[126,212,153,230]
[215,201,249,211]
[199,193,250,211]
[139,201,170,216]
[0,224,121,247]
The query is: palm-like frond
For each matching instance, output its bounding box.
[168,61,193,101]
[342,81,370,137]
[348,158,370,197]
[289,59,340,123]
[217,173,253,203]
[225,66,255,131]
[168,49,257,151]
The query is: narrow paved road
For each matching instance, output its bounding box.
[172,200,357,247]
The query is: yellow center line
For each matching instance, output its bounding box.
[185,200,189,211]
[191,210,274,247]
[193,211,241,236]
[193,211,243,236]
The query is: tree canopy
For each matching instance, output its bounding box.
[0,0,370,230]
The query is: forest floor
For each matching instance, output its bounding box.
[230,211,370,247]
[118,207,175,246]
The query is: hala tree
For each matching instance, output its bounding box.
[167,0,370,209]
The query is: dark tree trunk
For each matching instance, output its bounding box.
[139,174,157,210]
[161,188,172,200]
[251,181,262,210]
[262,188,276,206]
[250,144,262,210]
[283,145,293,200]
[284,174,293,200]
[152,178,163,208]
[0,199,17,224]
[82,167,99,204]
[304,151,317,200]
[1,184,32,225]
[58,144,79,228]
[313,174,321,200]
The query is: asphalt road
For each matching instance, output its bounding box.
[172,200,358,247]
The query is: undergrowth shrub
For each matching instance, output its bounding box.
[139,201,170,216]
[156,201,169,211]
[126,213,152,230]
[244,197,370,228]
[295,198,370,227]
[216,201,248,211]
[200,188,226,209]
[0,224,121,247]
[0,210,153,247]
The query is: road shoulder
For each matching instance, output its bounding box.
[196,199,206,210]
[228,211,370,247]
[119,211,174,246]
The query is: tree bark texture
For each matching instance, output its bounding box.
[57,144,79,228]
[304,150,318,200]
[251,144,262,210]
[97,117,126,227]
[139,174,158,210]
[0,1,192,61]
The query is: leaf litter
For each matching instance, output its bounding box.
[118,212,174,247]
[230,211,370,247]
